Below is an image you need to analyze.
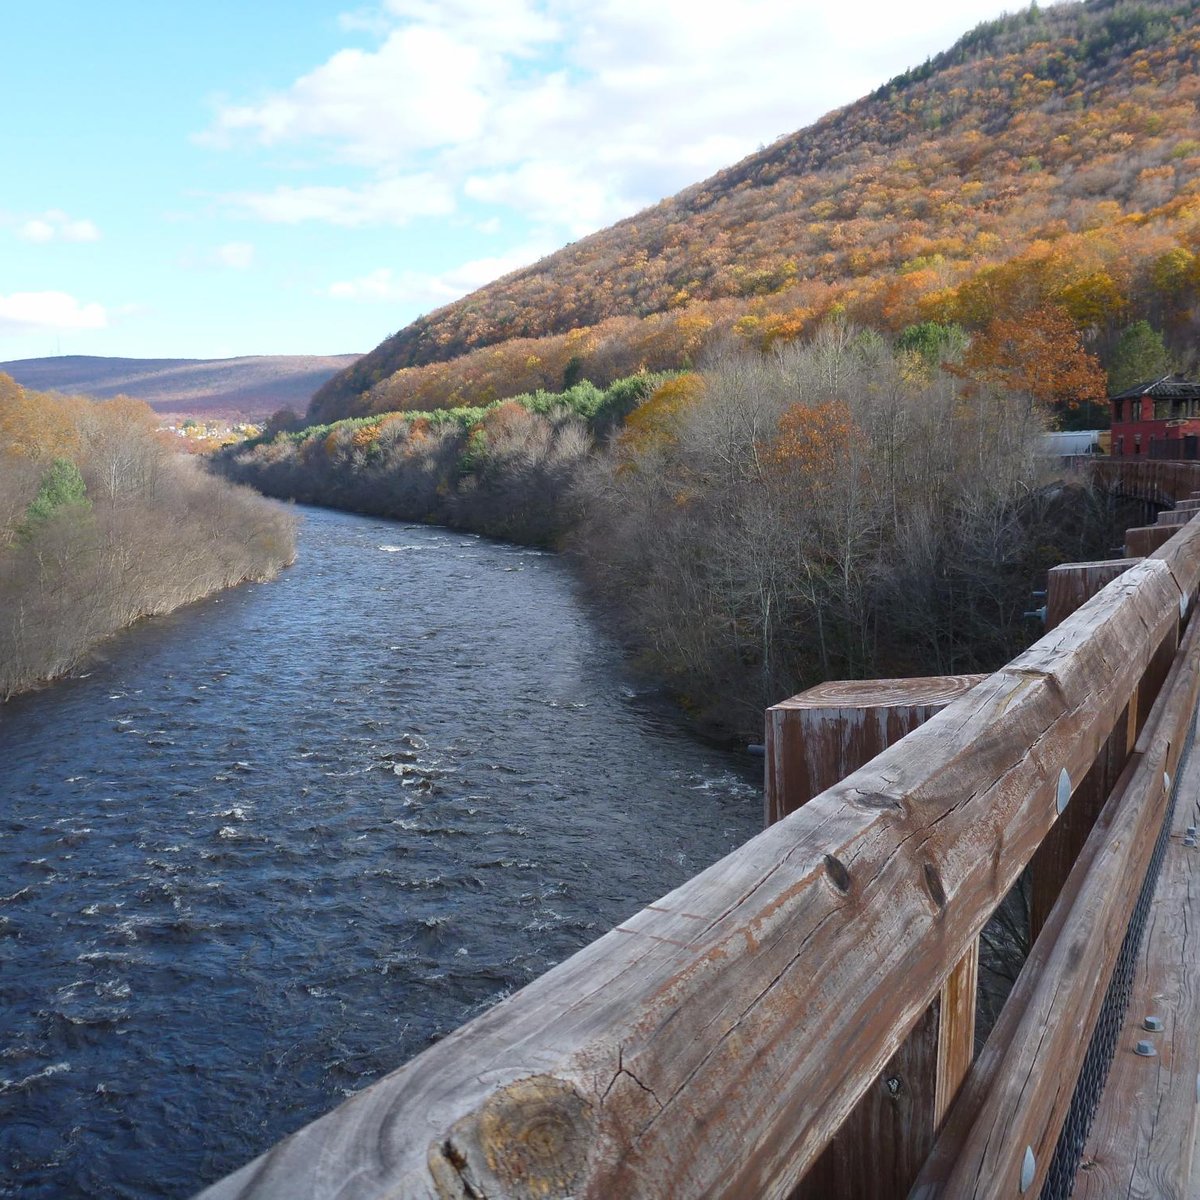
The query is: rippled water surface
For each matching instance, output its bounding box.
[0,506,760,1198]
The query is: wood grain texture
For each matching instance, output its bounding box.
[934,947,979,1126]
[1033,558,1148,939]
[1029,701,1134,942]
[770,677,982,1199]
[1094,460,1200,509]
[795,1001,943,1200]
[1073,725,1200,1198]
[764,676,985,825]
[1156,509,1195,527]
[910,734,1138,1196]
[1045,560,1136,632]
[1126,524,1177,557]
[909,584,1200,1199]
[1147,515,1200,607]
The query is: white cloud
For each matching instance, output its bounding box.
[215,241,255,269]
[381,0,560,51]
[206,0,1015,242]
[205,27,492,166]
[326,243,551,308]
[17,210,101,243]
[228,174,455,226]
[464,164,623,237]
[19,219,56,243]
[326,267,443,303]
[0,291,108,333]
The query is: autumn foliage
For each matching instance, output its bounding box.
[311,0,1200,425]
[618,374,705,455]
[766,400,856,479]
[952,305,1108,411]
[222,314,1123,737]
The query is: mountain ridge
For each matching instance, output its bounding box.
[1,353,361,420]
[309,0,1200,424]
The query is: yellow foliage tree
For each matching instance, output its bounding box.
[1055,271,1127,329]
[352,423,379,449]
[0,374,84,462]
[618,374,705,457]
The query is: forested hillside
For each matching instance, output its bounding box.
[310,0,1200,423]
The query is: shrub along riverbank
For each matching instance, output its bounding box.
[215,374,665,545]
[212,326,1118,737]
[0,375,296,700]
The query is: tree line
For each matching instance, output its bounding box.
[0,375,296,700]
[215,324,1118,737]
[217,376,664,545]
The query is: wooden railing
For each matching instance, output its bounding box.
[197,463,1200,1200]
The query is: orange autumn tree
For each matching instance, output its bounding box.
[953,306,1106,421]
[351,422,380,449]
[765,399,857,489]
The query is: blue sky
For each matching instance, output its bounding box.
[2,0,1019,362]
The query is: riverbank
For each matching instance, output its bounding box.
[0,469,296,702]
[0,378,297,701]
[209,374,662,548]
[212,341,1122,739]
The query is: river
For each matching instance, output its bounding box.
[0,506,761,1199]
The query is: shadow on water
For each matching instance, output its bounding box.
[0,505,761,1199]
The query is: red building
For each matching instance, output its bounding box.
[1110,375,1200,458]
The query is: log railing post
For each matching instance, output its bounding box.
[1029,540,1189,941]
[1044,559,1136,632]
[911,590,1200,1199]
[1126,524,1177,556]
[765,676,985,1199]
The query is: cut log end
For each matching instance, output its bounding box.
[773,675,985,711]
[430,1076,593,1200]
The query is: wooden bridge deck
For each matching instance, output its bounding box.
[194,459,1200,1200]
[1074,460,1200,1199]
[1074,729,1200,1199]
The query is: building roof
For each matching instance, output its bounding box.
[1109,374,1200,401]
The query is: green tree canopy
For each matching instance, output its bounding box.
[1108,320,1172,394]
[23,457,91,530]
[897,321,967,366]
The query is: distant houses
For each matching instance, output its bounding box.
[159,418,262,451]
[1039,374,1200,461]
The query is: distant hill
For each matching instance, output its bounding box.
[1,354,361,420]
[310,0,1200,424]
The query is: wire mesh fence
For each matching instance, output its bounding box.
[1039,704,1196,1199]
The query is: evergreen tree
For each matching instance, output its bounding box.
[897,322,967,366]
[22,457,91,534]
[1108,321,1172,394]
